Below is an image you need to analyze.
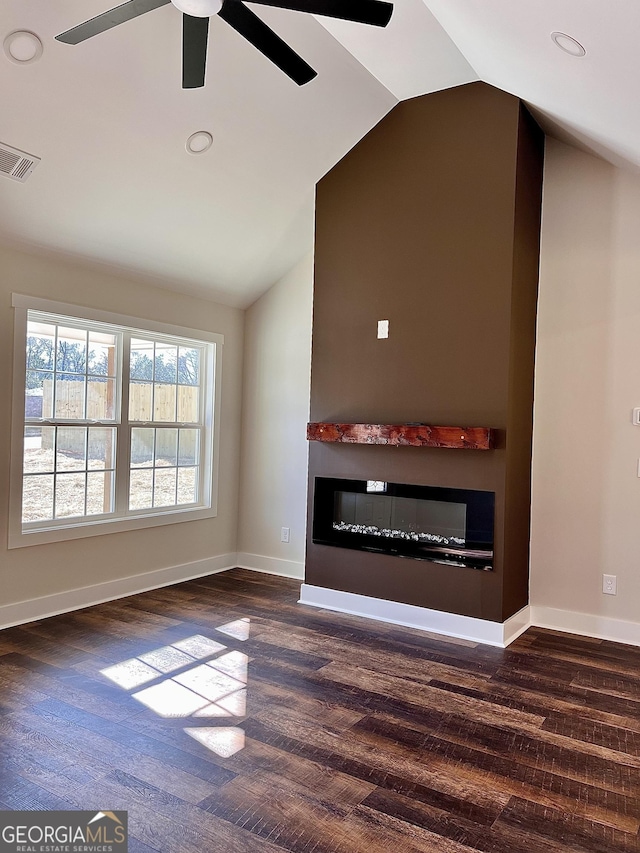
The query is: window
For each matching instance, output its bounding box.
[10,295,223,547]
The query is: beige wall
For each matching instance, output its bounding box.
[0,243,244,607]
[237,253,313,577]
[530,138,640,627]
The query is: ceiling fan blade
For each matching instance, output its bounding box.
[55,0,171,44]
[246,0,392,27]
[218,0,317,85]
[183,14,209,88]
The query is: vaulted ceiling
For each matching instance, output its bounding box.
[1,0,636,306]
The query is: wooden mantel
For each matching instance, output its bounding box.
[307,423,494,451]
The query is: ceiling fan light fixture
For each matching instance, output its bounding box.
[3,30,43,64]
[171,0,222,17]
[551,31,586,57]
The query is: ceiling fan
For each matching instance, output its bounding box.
[55,0,393,88]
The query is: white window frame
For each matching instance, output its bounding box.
[9,294,224,549]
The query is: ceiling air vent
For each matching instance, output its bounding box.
[0,142,40,182]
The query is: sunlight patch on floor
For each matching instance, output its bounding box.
[100,658,161,690]
[98,628,251,754]
[133,678,211,717]
[215,618,251,641]
[184,726,246,757]
[100,634,229,691]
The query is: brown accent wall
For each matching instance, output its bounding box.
[306,82,544,623]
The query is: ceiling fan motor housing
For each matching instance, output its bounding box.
[171,0,222,17]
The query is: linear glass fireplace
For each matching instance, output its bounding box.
[312,477,495,570]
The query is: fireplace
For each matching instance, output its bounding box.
[312,477,495,571]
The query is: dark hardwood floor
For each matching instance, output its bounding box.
[1,568,639,852]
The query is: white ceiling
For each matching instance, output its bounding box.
[0,0,637,306]
[422,0,640,171]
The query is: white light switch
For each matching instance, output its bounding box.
[633,407,640,425]
[377,319,389,339]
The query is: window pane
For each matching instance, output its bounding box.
[177,386,199,423]
[177,467,198,505]
[130,339,154,380]
[130,469,153,510]
[25,371,53,419]
[155,429,178,467]
[55,376,86,419]
[87,471,114,514]
[56,427,87,471]
[27,322,55,370]
[24,426,55,473]
[56,327,86,375]
[88,428,116,470]
[178,347,199,386]
[54,472,86,518]
[88,332,117,377]
[154,383,176,422]
[23,474,54,522]
[88,378,116,420]
[178,429,199,466]
[154,468,177,507]
[155,344,177,384]
[129,381,152,421]
[131,428,154,467]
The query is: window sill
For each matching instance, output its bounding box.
[8,504,217,549]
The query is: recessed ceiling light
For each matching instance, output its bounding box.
[551,31,586,57]
[3,30,43,64]
[186,131,213,155]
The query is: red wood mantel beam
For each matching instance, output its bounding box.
[306,423,494,451]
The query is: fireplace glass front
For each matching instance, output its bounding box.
[312,477,494,570]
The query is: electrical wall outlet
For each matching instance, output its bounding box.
[281,527,290,543]
[602,574,617,595]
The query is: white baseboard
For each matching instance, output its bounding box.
[0,553,238,631]
[530,605,640,648]
[504,604,532,646]
[7,554,638,651]
[299,584,531,648]
[236,552,304,579]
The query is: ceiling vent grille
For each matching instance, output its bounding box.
[0,142,40,182]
